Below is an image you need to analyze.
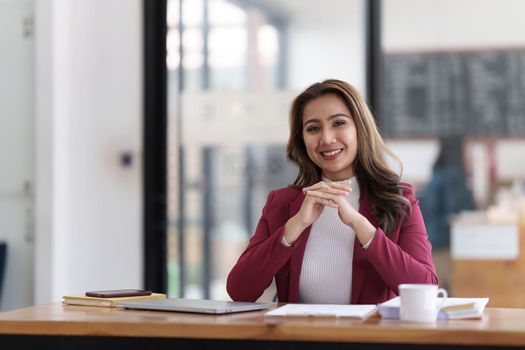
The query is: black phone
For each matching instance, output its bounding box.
[85,289,152,298]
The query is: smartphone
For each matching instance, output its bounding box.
[85,289,152,298]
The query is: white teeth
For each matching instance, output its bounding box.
[321,149,342,156]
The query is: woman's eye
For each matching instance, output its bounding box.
[334,120,346,127]
[306,126,320,132]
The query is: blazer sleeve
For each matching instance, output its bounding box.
[360,188,438,293]
[227,191,297,302]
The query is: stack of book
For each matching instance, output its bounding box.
[378,297,489,320]
[440,300,489,319]
[63,293,166,308]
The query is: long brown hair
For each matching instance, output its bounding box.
[286,79,410,236]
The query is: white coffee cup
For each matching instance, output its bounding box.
[399,284,448,323]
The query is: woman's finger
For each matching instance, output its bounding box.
[303,180,351,193]
[306,194,338,208]
[306,190,341,202]
[317,187,350,196]
[323,180,352,191]
[302,181,330,192]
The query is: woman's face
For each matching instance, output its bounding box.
[302,93,358,181]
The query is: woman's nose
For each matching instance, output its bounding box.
[320,129,336,145]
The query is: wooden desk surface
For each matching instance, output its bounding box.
[1,304,525,347]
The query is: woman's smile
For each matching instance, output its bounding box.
[319,148,344,159]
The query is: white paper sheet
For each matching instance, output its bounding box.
[265,303,377,319]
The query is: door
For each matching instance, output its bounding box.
[0,0,34,310]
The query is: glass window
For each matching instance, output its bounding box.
[167,0,366,300]
[208,27,247,89]
[209,0,246,25]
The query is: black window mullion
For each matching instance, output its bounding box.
[144,0,168,294]
[365,0,382,123]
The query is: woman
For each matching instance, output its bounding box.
[227,79,437,304]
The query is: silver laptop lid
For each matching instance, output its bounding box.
[119,298,274,314]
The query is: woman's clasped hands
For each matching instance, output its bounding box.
[285,180,367,245]
[299,180,359,228]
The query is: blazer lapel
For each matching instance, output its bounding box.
[351,189,378,304]
[288,191,311,302]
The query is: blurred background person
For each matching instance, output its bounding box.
[420,136,475,290]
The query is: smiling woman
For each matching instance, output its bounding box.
[227,79,438,304]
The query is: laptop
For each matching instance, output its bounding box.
[119,298,274,314]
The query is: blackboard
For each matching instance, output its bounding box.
[380,49,525,136]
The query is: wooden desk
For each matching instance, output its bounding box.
[1,303,525,349]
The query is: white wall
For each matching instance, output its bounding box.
[286,0,366,93]
[383,0,525,51]
[35,0,143,304]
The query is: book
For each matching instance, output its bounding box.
[63,293,166,307]
[265,303,377,319]
[441,302,476,313]
[441,300,489,320]
[377,297,489,320]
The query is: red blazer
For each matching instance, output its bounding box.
[227,183,437,304]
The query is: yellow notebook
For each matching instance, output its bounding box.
[63,293,166,307]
